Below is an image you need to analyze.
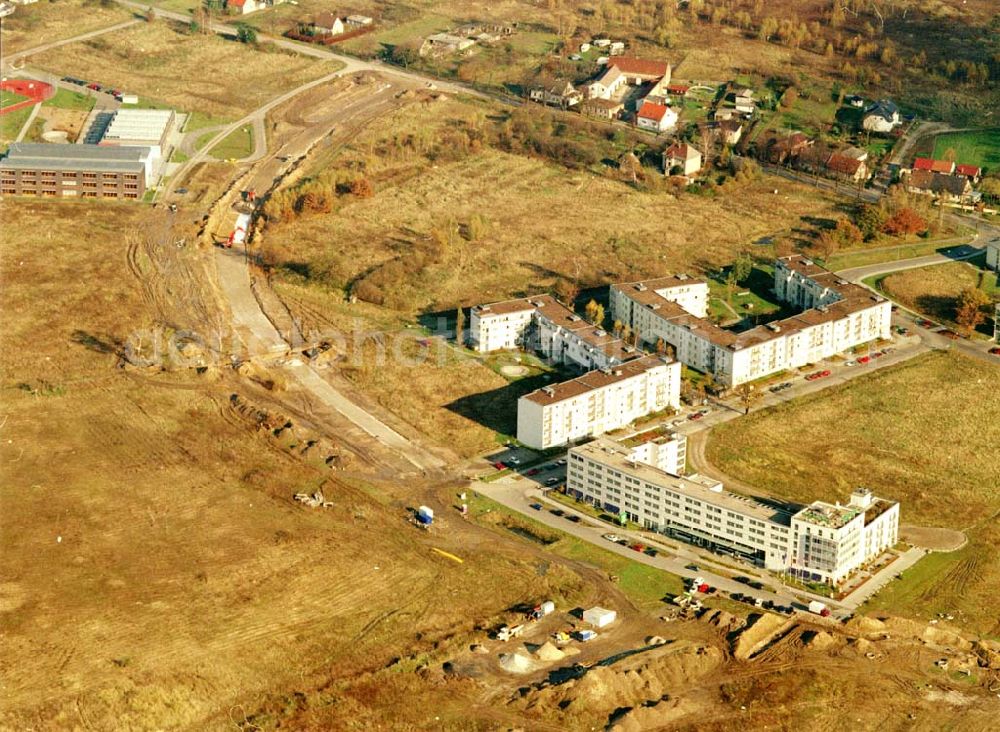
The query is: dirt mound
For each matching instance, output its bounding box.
[608,696,701,731]
[803,630,837,651]
[973,640,1000,669]
[845,616,886,637]
[516,643,722,716]
[499,650,536,674]
[732,613,792,661]
[849,637,874,654]
[534,642,565,662]
[881,616,927,639]
[921,626,973,651]
[702,609,745,634]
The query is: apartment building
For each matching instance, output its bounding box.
[469,294,642,371]
[567,437,899,585]
[617,425,687,476]
[517,356,680,449]
[611,256,892,387]
[987,240,999,272]
[0,143,152,200]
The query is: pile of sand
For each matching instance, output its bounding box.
[499,650,537,674]
[921,626,973,651]
[702,609,745,634]
[533,642,566,662]
[973,640,1000,669]
[803,630,837,651]
[845,616,886,637]
[732,613,792,661]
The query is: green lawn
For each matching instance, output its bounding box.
[0,105,34,145]
[706,265,783,322]
[183,111,231,133]
[43,88,95,112]
[343,13,451,52]
[207,125,254,160]
[932,129,1000,172]
[0,90,29,107]
[508,31,559,55]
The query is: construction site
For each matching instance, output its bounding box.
[3,10,1000,731]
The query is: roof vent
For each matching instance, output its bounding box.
[479,305,490,312]
[802,259,814,266]
[624,345,636,353]
[648,303,660,310]
[594,329,606,337]
[635,283,647,291]
[613,369,623,376]
[542,386,555,396]
[767,323,781,332]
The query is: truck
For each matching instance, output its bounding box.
[416,506,434,525]
[530,600,555,620]
[575,630,597,642]
[496,624,525,642]
[808,600,831,617]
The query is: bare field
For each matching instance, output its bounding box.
[707,351,1000,634]
[262,98,843,318]
[31,22,339,119]
[0,0,132,55]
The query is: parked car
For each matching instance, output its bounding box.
[550,508,565,517]
[566,515,581,523]
[616,539,629,546]
[937,328,961,340]
[630,543,645,553]
[918,319,934,328]
[87,83,102,91]
[556,459,567,466]
[989,347,1000,356]
[844,360,856,367]
[685,563,699,571]
[492,462,505,471]
[526,468,540,476]
[545,477,560,486]
[644,547,659,557]
[857,356,870,364]
[688,412,704,420]
[602,533,621,542]
[529,503,543,511]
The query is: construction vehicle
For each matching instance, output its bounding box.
[496,624,525,642]
[552,631,572,645]
[808,600,831,617]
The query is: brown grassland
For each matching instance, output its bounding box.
[880,259,1000,331]
[707,350,1000,636]
[0,0,132,55]
[30,22,338,119]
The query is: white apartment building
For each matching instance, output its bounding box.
[568,437,899,585]
[611,257,892,388]
[617,426,687,476]
[469,294,639,372]
[517,356,680,450]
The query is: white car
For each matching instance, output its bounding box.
[602,533,621,543]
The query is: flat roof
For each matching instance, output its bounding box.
[0,143,151,173]
[104,109,173,142]
[573,437,796,525]
[472,295,544,317]
[794,501,861,529]
[521,355,673,406]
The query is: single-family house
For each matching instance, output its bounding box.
[862,99,901,133]
[913,157,955,174]
[587,64,626,100]
[636,102,677,133]
[715,108,738,122]
[529,81,582,109]
[718,119,743,145]
[666,84,690,96]
[419,33,475,56]
[663,143,702,176]
[955,163,982,181]
[313,12,345,35]
[766,132,812,165]
[826,153,869,183]
[906,169,973,201]
[734,88,755,115]
[608,57,671,85]
[226,0,262,14]
[346,14,373,27]
[581,98,624,120]
[839,146,869,162]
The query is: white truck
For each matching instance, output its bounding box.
[808,600,831,617]
[496,624,525,641]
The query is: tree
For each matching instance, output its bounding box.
[779,86,798,109]
[585,299,600,323]
[834,217,863,246]
[455,306,465,345]
[350,177,374,198]
[144,5,156,22]
[735,383,763,414]
[955,287,989,336]
[732,252,753,284]
[389,42,420,68]
[856,203,887,240]
[882,207,926,236]
[655,338,667,355]
[236,23,257,44]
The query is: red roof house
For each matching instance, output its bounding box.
[636,101,677,132]
[955,163,981,179]
[608,57,671,81]
[913,157,955,174]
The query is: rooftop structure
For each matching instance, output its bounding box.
[101,108,175,150]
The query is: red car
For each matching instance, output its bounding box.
[989,347,1000,356]
[857,356,870,364]
[526,468,541,476]
[918,319,934,328]
[688,412,704,420]
[493,462,505,470]
[820,369,831,378]
[630,543,645,553]
[87,83,102,91]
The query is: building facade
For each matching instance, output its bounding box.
[0,143,151,200]
[611,256,892,388]
[567,437,899,585]
[986,240,999,273]
[517,356,680,449]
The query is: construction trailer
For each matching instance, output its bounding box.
[417,506,434,525]
[583,607,617,628]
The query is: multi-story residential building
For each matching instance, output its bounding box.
[987,240,999,273]
[567,437,899,585]
[616,425,687,476]
[469,294,641,372]
[516,356,680,449]
[611,256,892,388]
[0,143,153,200]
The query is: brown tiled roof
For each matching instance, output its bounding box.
[521,355,673,405]
[664,143,700,161]
[826,153,864,175]
[608,57,670,78]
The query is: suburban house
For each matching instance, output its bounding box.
[419,33,475,56]
[226,0,262,14]
[608,56,671,85]
[905,169,974,202]
[587,64,627,100]
[636,102,677,133]
[826,152,869,183]
[734,87,755,115]
[529,81,582,109]
[913,157,955,174]
[766,132,812,165]
[717,119,743,145]
[663,142,702,176]
[862,99,901,132]
[581,98,625,120]
[312,12,345,35]
[955,163,982,181]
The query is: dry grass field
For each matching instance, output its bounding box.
[707,351,1000,635]
[31,22,338,119]
[0,0,132,55]
[880,260,1000,330]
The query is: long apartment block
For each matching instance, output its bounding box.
[610,256,891,387]
[469,293,643,372]
[567,437,899,585]
[517,355,680,450]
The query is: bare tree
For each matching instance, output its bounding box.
[735,383,763,414]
